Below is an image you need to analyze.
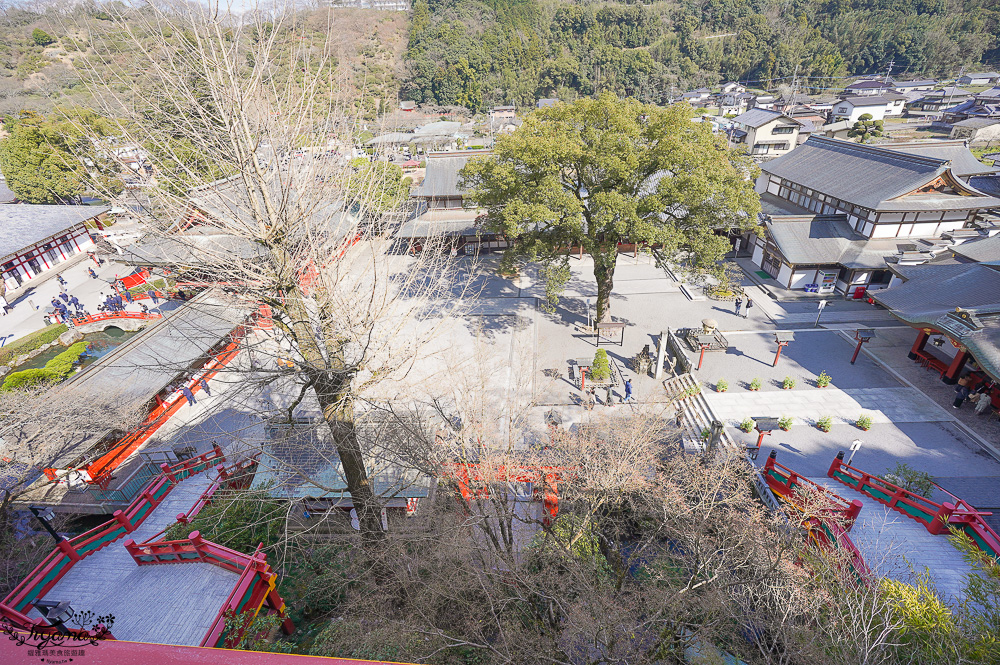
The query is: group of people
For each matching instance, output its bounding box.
[734,294,754,318]
[166,377,212,406]
[50,290,88,321]
[584,378,634,410]
[954,379,997,415]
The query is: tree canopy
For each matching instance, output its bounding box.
[461,95,760,322]
[0,109,123,204]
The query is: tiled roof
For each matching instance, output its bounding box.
[765,215,904,268]
[847,80,891,90]
[839,95,892,106]
[951,235,1000,263]
[733,108,799,129]
[961,72,1000,79]
[416,150,491,198]
[0,204,107,261]
[882,141,999,179]
[871,263,1000,380]
[953,117,1000,128]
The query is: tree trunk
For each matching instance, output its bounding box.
[311,371,386,550]
[593,252,615,323]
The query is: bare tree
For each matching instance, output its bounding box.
[61,1,471,557]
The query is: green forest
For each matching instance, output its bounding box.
[403,0,1000,109]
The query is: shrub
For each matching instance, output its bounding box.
[590,348,611,382]
[700,428,711,440]
[1,341,88,391]
[716,379,728,392]
[883,463,935,498]
[816,370,832,387]
[32,28,55,46]
[782,376,796,389]
[778,416,793,430]
[749,377,762,390]
[816,416,833,432]
[739,418,755,433]
[856,413,873,430]
[0,324,67,365]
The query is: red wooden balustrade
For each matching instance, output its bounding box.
[829,454,1000,558]
[763,452,870,584]
[442,462,569,525]
[3,446,225,616]
[70,310,163,326]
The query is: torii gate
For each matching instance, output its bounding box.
[442,462,571,525]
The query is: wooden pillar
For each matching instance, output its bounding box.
[57,539,81,562]
[908,330,929,360]
[942,350,970,385]
[113,509,135,533]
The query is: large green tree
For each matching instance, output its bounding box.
[0,109,123,204]
[460,95,760,322]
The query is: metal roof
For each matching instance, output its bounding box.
[0,204,107,261]
[764,216,901,268]
[871,263,1000,381]
[415,150,491,199]
[733,108,799,129]
[760,136,1000,211]
[881,141,999,179]
[951,234,1000,263]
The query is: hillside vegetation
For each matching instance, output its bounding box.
[403,0,1000,109]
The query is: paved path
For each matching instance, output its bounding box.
[811,476,973,604]
[34,472,237,646]
[705,386,952,427]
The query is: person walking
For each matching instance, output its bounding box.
[744,297,753,319]
[734,296,743,317]
[180,385,197,406]
[954,383,971,409]
[140,302,149,314]
[605,385,614,407]
[148,289,159,304]
[69,295,81,312]
[56,274,67,287]
[58,291,70,303]
[199,377,211,397]
[622,379,634,404]
[88,267,98,279]
[124,289,133,304]
[585,388,596,411]
[974,390,993,415]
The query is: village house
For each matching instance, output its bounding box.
[681,88,712,105]
[742,136,1000,296]
[951,118,1000,143]
[843,79,894,97]
[720,81,746,94]
[893,79,938,94]
[830,96,891,122]
[958,72,1000,86]
[488,105,516,123]
[942,86,1000,124]
[729,108,803,161]
[908,87,974,114]
[1,205,107,290]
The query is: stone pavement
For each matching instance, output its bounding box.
[810,475,974,603]
[0,254,143,347]
[35,472,238,646]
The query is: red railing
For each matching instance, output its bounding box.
[763,452,870,583]
[75,318,252,486]
[829,454,1000,558]
[70,310,163,326]
[3,446,225,615]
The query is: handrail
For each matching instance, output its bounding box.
[70,311,163,326]
[765,452,862,526]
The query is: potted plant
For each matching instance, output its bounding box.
[749,377,762,391]
[739,417,755,433]
[778,416,793,431]
[716,379,728,393]
[816,371,832,388]
[782,376,796,390]
[816,415,833,432]
[856,413,873,431]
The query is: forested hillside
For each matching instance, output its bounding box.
[403,0,1000,109]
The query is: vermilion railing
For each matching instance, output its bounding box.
[829,454,1000,559]
[3,446,225,615]
[764,452,870,584]
[70,310,163,326]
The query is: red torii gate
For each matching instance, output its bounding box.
[442,462,571,525]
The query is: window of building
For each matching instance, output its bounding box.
[772,126,795,134]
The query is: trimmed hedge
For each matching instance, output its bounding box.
[1,341,89,391]
[0,324,67,365]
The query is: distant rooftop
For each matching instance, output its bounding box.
[0,204,107,262]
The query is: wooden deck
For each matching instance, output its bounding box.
[31,472,238,646]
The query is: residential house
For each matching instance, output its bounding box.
[958,72,1000,86]
[942,86,1000,123]
[907,87,973,114]
[745,136,1000,295]
[750,93,777,110]
[883,92,909,116]
[830,96,890,123]
[950,118,1000,143]
[681,88,712,105]
[536,98,559,108]
[719,90,754,116]
[811,120,853,140]
[1,205,107,290]
[893,79,938,94]
[843,79,893,96]
[729,108,803,161]
[488,105,516,123]
[720,81,746,94]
